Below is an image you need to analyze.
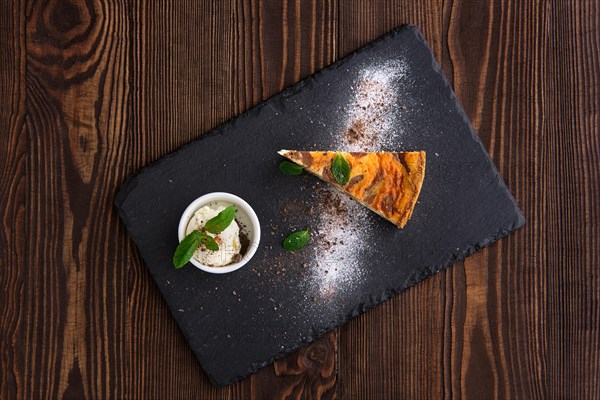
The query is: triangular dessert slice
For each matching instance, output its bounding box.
[279,150,426,228]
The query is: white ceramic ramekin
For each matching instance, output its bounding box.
[178,192,260,274]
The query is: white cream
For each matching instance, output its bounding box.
[186,204,241,267]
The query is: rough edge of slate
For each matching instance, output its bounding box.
[115,24,526,387]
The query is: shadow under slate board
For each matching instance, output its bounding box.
[115,25,525,386]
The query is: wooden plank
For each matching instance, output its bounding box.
[125,2,238,398]
[125,1,339,398]
[337,0,442,60]
[338,0,600,399]
[249,332,337,400]
[239,1,339,399]
[125,2,232,398]
[336,2,446,399]
[0,0,27,399]
[540,1,599,398]
[23,0,131,398]
[441,1,531,398]
[443,0,600,398]
[441,0,524,397]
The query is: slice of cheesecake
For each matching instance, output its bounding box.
[279,150,426,228]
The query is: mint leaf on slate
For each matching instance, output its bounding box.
[279,160,303,176]
[283,229,310,251]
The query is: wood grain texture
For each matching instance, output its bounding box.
[0,0,598,399]
[125,1,339,399]
[340,0,600,399]
[24,0,130,398]
[0,1,27,399]
[336,2,449,400]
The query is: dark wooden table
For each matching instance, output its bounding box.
[2,1,599,399]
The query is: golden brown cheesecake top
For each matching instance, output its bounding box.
[279,150,426,228]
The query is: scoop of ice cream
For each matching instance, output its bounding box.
[186,204,241,267]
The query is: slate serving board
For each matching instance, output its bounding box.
[115,25,525,386]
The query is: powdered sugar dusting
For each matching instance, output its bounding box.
[265,60,409,302]
[340,60,408,151]
[303,60,408,299]
[305,187,372,298]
